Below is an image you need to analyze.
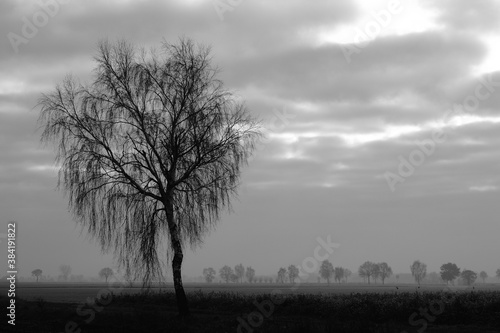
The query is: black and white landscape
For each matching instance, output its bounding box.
[1,1,500,332]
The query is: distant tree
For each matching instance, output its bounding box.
[343,268,352,283]
[219,265,233,283]
[371,263,381,283]
[440,263,460,285]
[410,260,427,285]
[258,277,263,283]
[496,269,500,280]
[319,260,334,284]
[230,273,239,283]
[288,265,299,284]
[32,269,43,283]
[99,267,114,282]
[378,263,392,284]
[479,271,488,283]
[277,268,287,284]
[358,261,376,284]
[59,265,72,281]
[203,267,216,283]
[334,267,344,284]
[461,270,477,286]
[234,264,245,283]
[245,267,255,283]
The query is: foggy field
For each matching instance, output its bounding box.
[5,281,500,304]
[3,284,500,333]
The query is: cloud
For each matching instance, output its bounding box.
[470,185,498,192]
[423,0,500,33]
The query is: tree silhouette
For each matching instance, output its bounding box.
[461,270,477,286]
[343,268,352,283]
[234,264,245,283]
[440,263,460,285]
[203,267,216,283]
[479,271,488,283]
[277,267,286,284]
[371,263,381,283]
[219,265,233,283]
[378,262,392,284]
[410,260,427,286]
[319,260,334,284]
[32,269,42,282]
[99,267,114,283]
[245,266,255,283]
[59,265,72,281]
[334,267,344,284]
[288,265,299,283]
[358,261,376,284]
[38,38,260,316]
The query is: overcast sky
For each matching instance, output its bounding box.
[1,0,500,280]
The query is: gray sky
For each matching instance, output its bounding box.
[1,0,500,280]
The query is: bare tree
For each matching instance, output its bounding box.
[38,38,260,316]
[334,267,344,284]
[219,265,233,283]
[59,265,72,281]
[203,267,216,283]
[99,267,114,283]
[479,271,488,283]
[32,269,43,282]
[378,262,392,284]
[277,267,286,284]
[245,266,255,283]
[371,263,381,283]
[234,264,245,283]
[410,260,427,286]
[358,261,375,284]
[288,265,299,283]
[343,268,352,283]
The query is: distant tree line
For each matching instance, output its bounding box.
[201,261,500,285]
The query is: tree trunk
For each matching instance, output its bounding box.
[171,235,189,316]
[165,197,190,317]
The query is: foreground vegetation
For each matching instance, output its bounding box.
[4,290,500,332]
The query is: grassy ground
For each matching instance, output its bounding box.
[2,290,500,332]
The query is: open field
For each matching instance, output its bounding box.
[4,281,500,303]
[1,282,500,332]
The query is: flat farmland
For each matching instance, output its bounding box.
[4,281,500,303]
[3,282,500,332]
